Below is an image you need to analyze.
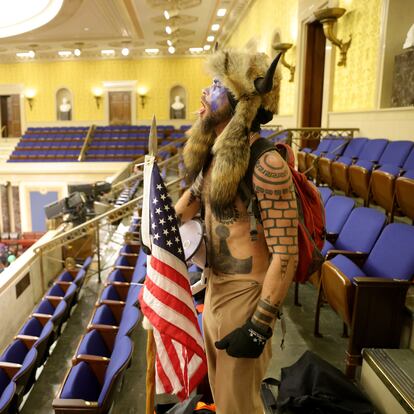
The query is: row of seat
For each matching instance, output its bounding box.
[299,137,414,222]
[52,219,146,413]
[0,256,92,413]
[311,189,414,374]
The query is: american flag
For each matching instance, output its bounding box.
[139,155,207,401]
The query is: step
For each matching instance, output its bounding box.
[361,348,414,414]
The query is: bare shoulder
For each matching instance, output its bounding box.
[252,150,292,196]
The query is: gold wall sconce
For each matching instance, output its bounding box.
[272,43,295,82]
[92,87,103,109]
[314,7,351,67]
[137,86,148,109]
[25,88,36,110]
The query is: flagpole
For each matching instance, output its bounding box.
[145,115,158,414]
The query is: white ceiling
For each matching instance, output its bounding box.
[0,0,253,62]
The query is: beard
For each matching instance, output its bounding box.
[200,104,233,135]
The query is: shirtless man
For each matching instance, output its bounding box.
[175,50,299,414]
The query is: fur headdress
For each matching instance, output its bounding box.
[183,49,282,219]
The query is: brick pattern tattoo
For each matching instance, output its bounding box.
[253,152,299,280]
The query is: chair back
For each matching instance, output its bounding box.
[378,140,413,167]
[325,196,355,234]
[356,139,388,163]
[335,207,386,252]
[0,382,16,413]
[98,337,133,407]
[363,223,414,279]
[78,330,110,358]
[92,304,117,326]
[341,137,368,158]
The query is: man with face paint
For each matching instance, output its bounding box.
[175,50,299,414]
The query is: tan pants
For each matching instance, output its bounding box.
[203,273,272,414]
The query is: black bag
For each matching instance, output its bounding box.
[262,351,375,414]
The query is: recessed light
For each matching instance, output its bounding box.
[74,48,81,56]
[101,49,115,56]
[189,47,203,53]
[121,47,130,56]
[165,26,172,35]
[167,39,173,46]
[211,24,220,31]
[207,35,215,42]
[168,46,176,54]
[145,48,160,54]
[28,50,35,58]
[16,51,35,58]
[203,45,211,51]
[164,10,170,20]
[58,50,72,57]
[84,27,89,31]
[217,8,227,17]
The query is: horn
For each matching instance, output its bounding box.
[254,52,282,94]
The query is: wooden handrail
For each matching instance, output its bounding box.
[77,124,96,162]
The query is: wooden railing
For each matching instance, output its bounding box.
[77,124,96,161]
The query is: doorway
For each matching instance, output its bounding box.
[109,91,132,125]
[301,20,326,149]
[0,95,21,138]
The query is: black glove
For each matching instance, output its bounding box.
[215,320,272,358]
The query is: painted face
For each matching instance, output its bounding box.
[200,79,230,115]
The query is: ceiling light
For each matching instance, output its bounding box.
[16,51,35,58]
[168,46,176,54]
[101,49,115,56]
[203,44,211,51]
[167,39,173,46]
[121,47,130,56]
[74,48,81,56]
[58,50,72,57]
[189,47,203,54]
[164,10,170,20]
[145,48,159,54]
[165,26,172,35]
[207,35,215,42]
[217,8,227,17]
[211,24,220,31]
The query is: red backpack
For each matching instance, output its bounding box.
[242,138,325,283]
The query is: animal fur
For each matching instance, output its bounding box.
[184,49,281,219]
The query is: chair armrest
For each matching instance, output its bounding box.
[54,281,72,288]
[31,313,52,325]
[87,324,119,332]
[325,250,368,267]
[72,355,110,384]
[120,252,138,258]
[353,277,411,286]
[104,281,130,288]
[325,232,338,243]
[0,362,22,378]
[113,265,135,271]
[14,334,38,348]
[52,398,99,410]
[97,299,126,307]
[44,296,63,307]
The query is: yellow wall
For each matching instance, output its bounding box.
[226,0,298,116]
[332,0,382,111]
[0,57,211,122]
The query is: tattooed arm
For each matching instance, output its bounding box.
[174,171,203,223]
[251,151,298,331]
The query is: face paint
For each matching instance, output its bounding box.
[204,79,229,112]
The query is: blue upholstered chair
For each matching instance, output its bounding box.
[331,138,388,195]
[318,223,414,334]
[319,138,368,187]
[32,298,67,337]
[324,196,355,239]
[0,380,16,413]
[371,145,414,220]
[349,140,412,204]
[53,337,133,413]
[315,207,387,336]
[317,186,333,206]
[0,345,37,409]
[395,169,414,222]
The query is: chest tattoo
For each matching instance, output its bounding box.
[210,224,252,274]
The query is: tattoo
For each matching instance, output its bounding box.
[253,152,299,281]
[257,299,279,315]
[187,190,197,207]
[218,205,241,225]
[252,299,280,329]
[210,224,252,274]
